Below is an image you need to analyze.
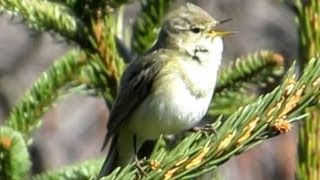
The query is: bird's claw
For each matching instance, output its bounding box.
[135,156,148,177]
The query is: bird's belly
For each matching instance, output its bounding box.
[128,78,213,140]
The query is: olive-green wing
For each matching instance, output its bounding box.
[102,51,164,148]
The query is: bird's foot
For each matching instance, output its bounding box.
[135,156,148,177]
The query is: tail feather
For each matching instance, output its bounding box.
[97,135,118,179]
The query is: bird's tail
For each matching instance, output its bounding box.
[97,135,118,179]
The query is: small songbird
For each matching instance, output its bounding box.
[98,3,233,177]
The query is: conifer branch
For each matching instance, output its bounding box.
[209,91,256,116]
[0,127,31,180]
[69,56,115,103]
[294,0,320,64]
[88,14,125,98]
[5,50,86,137]
[209,50,285,116]
[131,0,172,54]
[101,57,320,179]
[0,0,86,44]
[292,0,320,179]
[2,0,126,138]
[215,50,284,93]
[33,159,102,180]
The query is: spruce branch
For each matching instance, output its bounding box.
[0,127,31,180]
[68,56,115,103]
[2,0,126,138]
[5,50,86,137]
[101,57,320,179]
[64,12,126,103]
[33,159,103,180]
[209,50,285,116]
[215,50,284,93]
[293,0,320,179]
[0,0,87,44]
[294,0,320,64]
[131,0,172,54]
[208,91,256,116]
[88,14,125,98]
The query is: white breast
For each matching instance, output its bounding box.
[128,36,223,140]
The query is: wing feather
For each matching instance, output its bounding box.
[102,50,166,148]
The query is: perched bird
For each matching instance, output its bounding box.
[98,3,233,177]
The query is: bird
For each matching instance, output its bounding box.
[98,3,233,178]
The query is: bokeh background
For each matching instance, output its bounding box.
[0,0,298,179]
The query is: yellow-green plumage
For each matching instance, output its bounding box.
[98,3,232,177]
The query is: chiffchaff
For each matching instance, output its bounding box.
[98,3,233,177]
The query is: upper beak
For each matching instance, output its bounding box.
[217,18,233,25]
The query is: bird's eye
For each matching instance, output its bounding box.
[190,27,201,33]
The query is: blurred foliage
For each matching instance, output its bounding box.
[210,50,284,116]
[131,0,172,54]
[33,159,103,180]
[293,0,320,179]
[5,50,86,137]
[0,127,31,180]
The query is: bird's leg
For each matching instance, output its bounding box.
[133,135,147,177]
[133,134,138,156]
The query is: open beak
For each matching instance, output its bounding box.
[208,18,236,37]
[207,30,237,37]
